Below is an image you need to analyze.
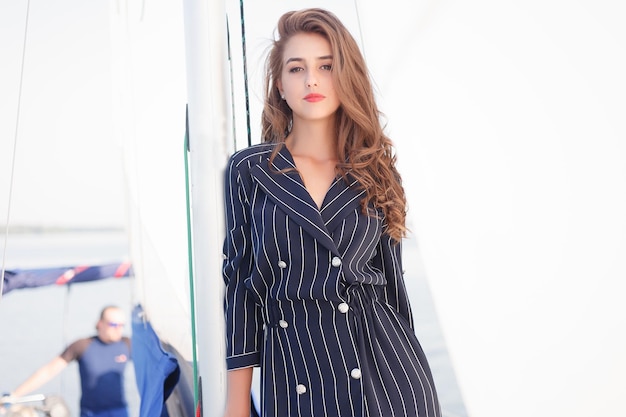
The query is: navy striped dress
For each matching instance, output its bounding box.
[222,143,441,417]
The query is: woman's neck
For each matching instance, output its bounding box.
[286,120,337,161]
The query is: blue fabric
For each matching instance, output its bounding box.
[131,305,180,417]
[80,407,129,417]
[2,263,132,294]
[77,338,130,413]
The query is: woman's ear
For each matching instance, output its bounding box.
[276,80,283,98]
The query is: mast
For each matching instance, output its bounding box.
[182,0,230,414]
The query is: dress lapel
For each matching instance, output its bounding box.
[319,174,366,233]
[249,146,340,255]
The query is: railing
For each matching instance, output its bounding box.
[0,394,70,417]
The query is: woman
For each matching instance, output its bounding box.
[222,8,441,417]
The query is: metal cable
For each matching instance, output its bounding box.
[239,0,251,147]
[1,0,32,302]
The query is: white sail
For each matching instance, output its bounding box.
[357,2,626,417]
[109,0,191,361]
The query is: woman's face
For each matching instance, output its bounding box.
[277,32,340,125]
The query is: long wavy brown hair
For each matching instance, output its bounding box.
[261,8,407,242]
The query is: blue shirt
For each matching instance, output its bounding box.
[61,336,131,413]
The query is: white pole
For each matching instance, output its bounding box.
[182,0,229,415]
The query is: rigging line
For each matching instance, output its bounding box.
[353,0,367,60]
[226,17,238,151]
[1,0,32,301]
[183,108,199,400]
[239,0,252,147]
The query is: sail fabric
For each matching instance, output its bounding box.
[131,304,180,417]
[1,262,132,294]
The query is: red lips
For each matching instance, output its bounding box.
[304,93,325,102]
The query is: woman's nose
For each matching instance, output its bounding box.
[306,74,318,87]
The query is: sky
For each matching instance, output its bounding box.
[1,1,125,228]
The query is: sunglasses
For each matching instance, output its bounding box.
[107,322,125,328]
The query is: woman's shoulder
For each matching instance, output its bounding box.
[227,142,276,168]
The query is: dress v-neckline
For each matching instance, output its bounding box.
[281,145,340,211]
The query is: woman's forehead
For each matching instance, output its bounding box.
[283,33,331,60]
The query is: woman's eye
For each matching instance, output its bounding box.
[288,67,303,73]
[321,64,332,71]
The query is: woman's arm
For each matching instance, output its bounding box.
[222,156,263,369]
[376,233,415,328]
[222,367,253,417]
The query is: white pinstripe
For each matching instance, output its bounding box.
[222,144,441,417]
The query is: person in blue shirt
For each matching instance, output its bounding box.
[9,305,131,417]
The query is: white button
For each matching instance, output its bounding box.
[278,260,287,268]
[296,384,307,394]
[338,303,349,313]
[279,320,289,328]
[350,368,362,379]
[331,256,342,267]
[222,253,228,259]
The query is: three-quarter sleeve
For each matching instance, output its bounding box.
[222,158,263,369]
[376,233,415,329]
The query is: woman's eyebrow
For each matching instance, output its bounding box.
[285,55,333,65]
